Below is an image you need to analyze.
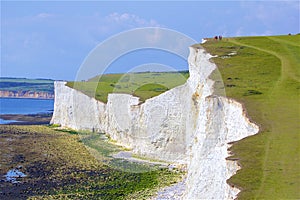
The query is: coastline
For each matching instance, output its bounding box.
[0,98,54,125]
[0,113,53,125]
[0,96,54,100]
[0,125,181,199]
[50,46,259,199]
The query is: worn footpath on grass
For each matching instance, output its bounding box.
[202,35,300,199]
[0,125,182,199]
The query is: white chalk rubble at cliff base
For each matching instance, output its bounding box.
[51,45,259,199]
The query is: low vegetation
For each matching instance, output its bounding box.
[0,125,182,199]
[0,113,52,125]
[0,78,54,94]
[3,35,297,199]
[67,71,189,103]
[201,35,300,199]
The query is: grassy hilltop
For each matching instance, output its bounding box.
[0,78,54,94]
[201,35,300,199]
[67,35,299,199]
[67,71,189,103]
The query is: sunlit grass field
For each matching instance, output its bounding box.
[201,35,300,199]
[56,35,299,199]
[0,78,54,93]
[67,71,189,103]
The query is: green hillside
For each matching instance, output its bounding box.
[201,35,300,199]
[66,35,299,199]
[67,71,189,103]
[0,78,54,93]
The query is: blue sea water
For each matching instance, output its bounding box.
[0,119,19,124]
[0,98,54,124]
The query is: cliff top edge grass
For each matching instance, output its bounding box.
[0,125,182,199]
[201,34,300,199]
[66,71,189,103]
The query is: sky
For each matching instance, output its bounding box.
[1,1,299,80]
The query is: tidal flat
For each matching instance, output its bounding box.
[0,125,182,199]
[0,113,52,125]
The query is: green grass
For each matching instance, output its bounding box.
[0,77,54,83]
[0,125,183,199]
[0,77,54,93]
[67,71,189,103]
[202,35,300,199]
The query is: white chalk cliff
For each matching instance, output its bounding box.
[51,46,259,199]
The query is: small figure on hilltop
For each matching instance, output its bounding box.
[214,35,223,41]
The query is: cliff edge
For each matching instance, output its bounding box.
[51,46,259,199]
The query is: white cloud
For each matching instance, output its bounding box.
[36,13,53,18]
[35,13,55,19]
[87,12,164,45]
[105,12,162,27]
[145,27,163,44]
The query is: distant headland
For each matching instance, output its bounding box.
[0,77,55,99]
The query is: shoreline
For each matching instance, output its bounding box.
[0,97,54,100]
[0,113,52,125]
[0,125,180,199]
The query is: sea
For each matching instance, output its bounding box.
[0,98,54,124]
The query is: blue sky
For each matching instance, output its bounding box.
[1,1,299,80]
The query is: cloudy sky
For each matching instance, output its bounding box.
[1,1,299,80]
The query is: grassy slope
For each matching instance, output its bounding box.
[67,71,189,103]
[202,35,300,199]
[0,78,54,93]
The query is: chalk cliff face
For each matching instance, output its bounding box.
[184,96,258,199]
[51,46,259,199]
[0,90,54,99]
[51,82,106,131]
